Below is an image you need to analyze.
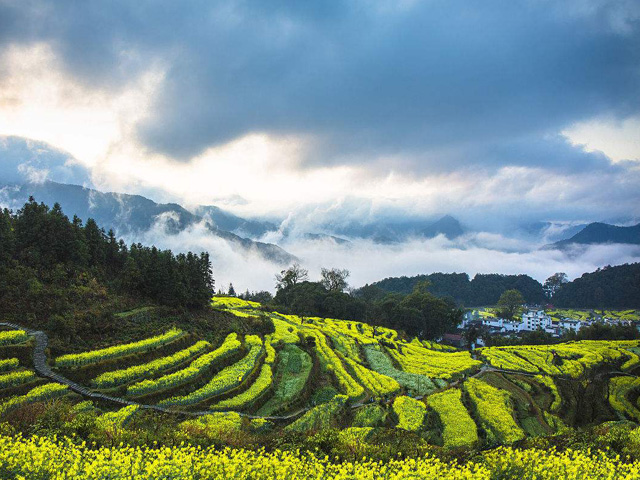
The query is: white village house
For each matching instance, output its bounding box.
[471,309,592,336]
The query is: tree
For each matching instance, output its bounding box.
[398,285,462,339]
[544,272,568,299]
[275,262,309,290]
[497,289,524,319]
[320,267,350,292]
[228,283,236,296]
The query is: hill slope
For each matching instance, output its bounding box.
[551,222,640,248]
[360,272,546,306]
[3,296,640,455]
[553,263,640,308]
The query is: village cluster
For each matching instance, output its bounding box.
[454,309,638,347]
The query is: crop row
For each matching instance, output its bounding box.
[92,340,211,388]
[0,383,68,416]
[0,370,37,389]
[0,330,29,346]
[127,333,241,397]
[55,328,184,368]
[342,355,400,397]
[210,364,272,411]
[479,348,539,373]
[271,318,300,344]
[534,375,562,412]
[285,394,347,432]
[257,345,312,417]
[264,336,276,364]
[364,346,436,395]
[0,358,19,372]
[159,335,264,407]
[479,341,635,378]
[211,296,260,309]
[95,405,140,435]
[387,342,480,380]
[306,329,364,399]
[427,388,478,448]
[464,378,524,444]
[622,350,640,370]
[608,376,640,422]
[392,395,426,431]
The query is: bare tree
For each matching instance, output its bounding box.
[275,262,309,290]
[320,267,350,292]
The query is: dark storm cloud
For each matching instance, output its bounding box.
[1,0,639,170]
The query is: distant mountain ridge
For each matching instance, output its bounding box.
[195,205,278,238]
[328,214,465,243]
[0,181,295,265]
[551,222,640,249]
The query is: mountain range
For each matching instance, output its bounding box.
[0,181,295,265]
[1,179,638,267]
[549,222,640,249]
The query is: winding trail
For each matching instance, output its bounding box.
[0,322,308,422]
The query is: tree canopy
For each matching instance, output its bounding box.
[497,289,524,319]
[0,198,215,331]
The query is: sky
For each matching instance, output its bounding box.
[1,0,640,290]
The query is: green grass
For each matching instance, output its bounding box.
[257,345,312,416]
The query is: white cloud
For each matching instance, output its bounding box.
[0,42,165,169]
[563,115,640,162]
[125,214,640,293]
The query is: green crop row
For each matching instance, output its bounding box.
[427,388,478,448]
[92,340,211,389]
[55,328,184,368]
[159,335,264,407]
[0,383,68,416]
[257,345,312,417]
[210,364,272,411]
[0,330,28,346]
[364,346,435,395]
[285,395,347,432]
[127,333,241,397]
[464,378,524,444]
[0,370,36,389]
[392,395,426,431]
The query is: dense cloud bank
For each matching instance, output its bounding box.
[131,216,640,293]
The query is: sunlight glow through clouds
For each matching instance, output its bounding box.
[0,43,165,169]
[0,43,637,227]
[0,43,473,216]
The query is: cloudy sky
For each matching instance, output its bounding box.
[1,1,639,289]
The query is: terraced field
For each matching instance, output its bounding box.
[2,299,640,449]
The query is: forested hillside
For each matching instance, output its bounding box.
[0,198,215,339]
[359,272,547,306]
[552,263,640,309]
